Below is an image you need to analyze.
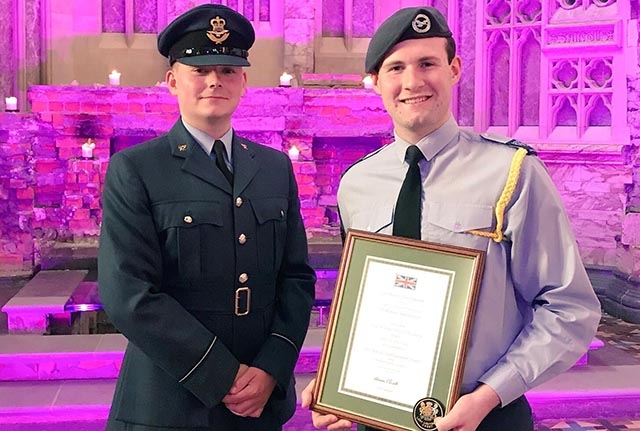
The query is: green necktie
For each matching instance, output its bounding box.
[213,140,233,185]
[393,145,424,239]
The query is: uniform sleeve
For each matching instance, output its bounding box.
[251,156,316,389]
[478,156,601,405]
[98,152,239,408]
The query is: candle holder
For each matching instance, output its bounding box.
[109,70,121,86]
[288,145,300,161]
[5,97,18,112]
[82,139,96,159]
[279,72,293,88]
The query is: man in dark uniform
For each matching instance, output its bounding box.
[98,4,316,431]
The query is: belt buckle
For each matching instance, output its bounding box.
[234,287,251,316]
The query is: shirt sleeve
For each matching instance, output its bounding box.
[478,155,601,405]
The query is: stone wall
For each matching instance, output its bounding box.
[0,85,628,276]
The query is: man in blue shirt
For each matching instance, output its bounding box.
[302,6,600,431]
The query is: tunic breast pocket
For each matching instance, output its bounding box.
[425,202,494,250]
[153,201,224,281]
[250,197,288,272]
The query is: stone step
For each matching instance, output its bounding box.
[1,270,89,334]
[0,377,319,429]
[0,328,326,382]
[1,365,639,428]
[527,364,640,420]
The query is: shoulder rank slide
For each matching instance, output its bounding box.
[480,133,536,155]
[341,144,388,178]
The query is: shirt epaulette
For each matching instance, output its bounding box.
[480,133,537,155]
[341,144,389,178]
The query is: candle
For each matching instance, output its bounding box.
[279,72,293,87]
[82,139,96,159]
[5,97,17,111]
[288,145,300,161]
[362,75,374,89]
[109,70,121,86]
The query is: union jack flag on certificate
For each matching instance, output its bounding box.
[394,273,417,290]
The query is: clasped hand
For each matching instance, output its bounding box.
[223,364,276,418]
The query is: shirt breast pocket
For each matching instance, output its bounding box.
[350,206,394,234]
[425,202,494,250]
[153,201,224,280]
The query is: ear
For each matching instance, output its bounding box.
[372,74,382,95]
[241,71,247,97]
[166,67,178,96]
[450,56,462,85]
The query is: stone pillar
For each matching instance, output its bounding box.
[603,17,640,323]
[0,0,16,110]
[283,0,315,85]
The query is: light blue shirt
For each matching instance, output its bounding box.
[182,119,234,172]
[337,116,601,405]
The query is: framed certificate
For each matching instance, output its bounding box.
[311,229,485,431]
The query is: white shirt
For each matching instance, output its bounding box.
[182,119,234,172]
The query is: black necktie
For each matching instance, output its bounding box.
[393,145,424,239]
[213,140,233,185]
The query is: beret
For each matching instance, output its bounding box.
[365,7,452,74]
[158,4,255,67]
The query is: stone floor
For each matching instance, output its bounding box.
[1,275,640,430]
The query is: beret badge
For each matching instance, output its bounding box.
[412,13,431,34]
[207,16,230,44]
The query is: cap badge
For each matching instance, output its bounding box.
[207,16,230,45]
[412,13,431,34]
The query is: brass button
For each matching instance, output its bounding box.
[235,197,243,207]
[238,273,248,283]
[238,234,247,244]
[183,215,193,224]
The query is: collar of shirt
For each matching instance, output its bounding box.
[393,115,460,163]
[181,118,234,162]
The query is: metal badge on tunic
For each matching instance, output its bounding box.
[207,16,230,44]
[412,14,431,34]
[412,397,444,430]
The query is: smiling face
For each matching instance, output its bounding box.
[372,37,461,144]
[166,62,246,136]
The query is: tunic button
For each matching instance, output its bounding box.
[238,234,247,244]
[280,210,285,218]
[235,197,243,207]
[183,215,193,224]
[239,273,248,283]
